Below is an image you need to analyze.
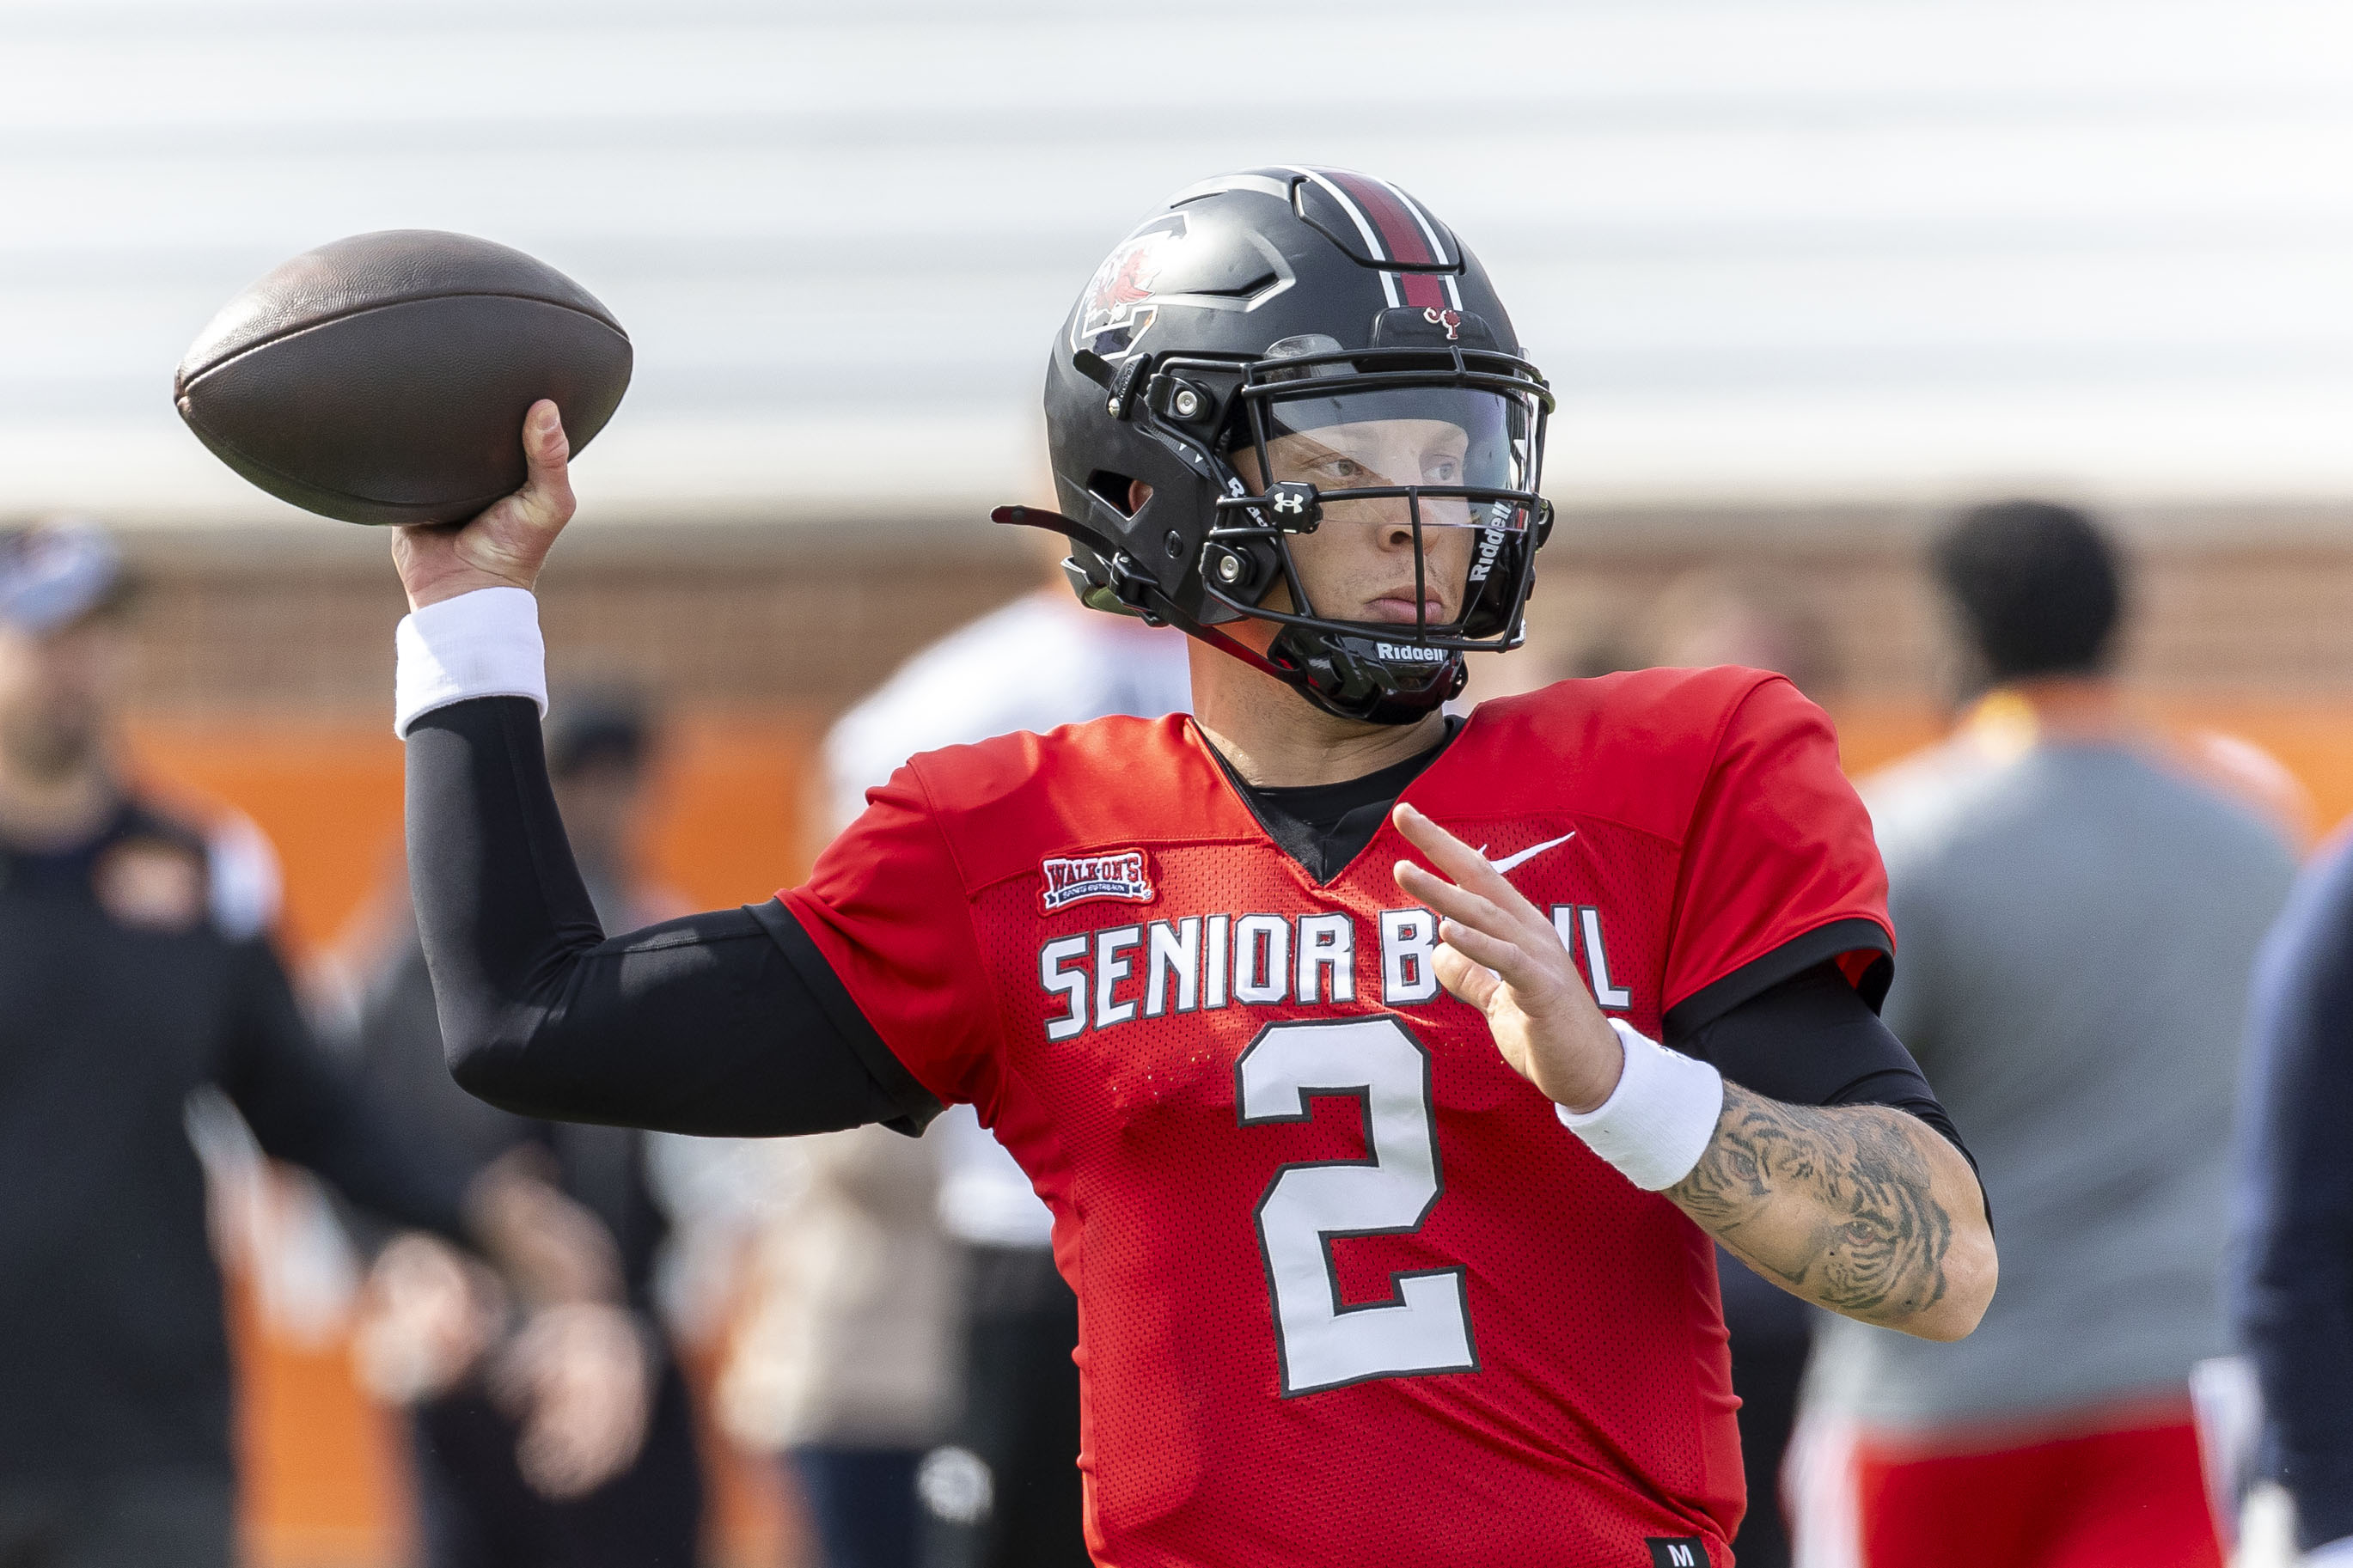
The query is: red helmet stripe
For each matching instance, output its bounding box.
[1323,170,1433,264]
[1317,170,1458,313]
[1384,183,1470,312]
[1397,271,1448,310]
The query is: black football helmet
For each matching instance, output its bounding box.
[999,167,1555,725]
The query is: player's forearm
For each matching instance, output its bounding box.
[1665,1083,1995,1340]
[405,693,606,1099]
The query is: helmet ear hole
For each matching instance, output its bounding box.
[1085,470,1142,519]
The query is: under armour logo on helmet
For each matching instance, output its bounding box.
[1263,481,1321,527]
[1422,307,1463,341]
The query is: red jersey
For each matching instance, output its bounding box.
[783,668,1892,1568]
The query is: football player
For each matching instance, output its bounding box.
[389,168,1995,1567]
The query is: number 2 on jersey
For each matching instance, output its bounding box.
[1237,1016,1477,1395]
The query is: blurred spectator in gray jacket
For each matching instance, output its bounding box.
[1791,501,2295,1568]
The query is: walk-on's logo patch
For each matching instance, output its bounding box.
[1070,213,1185,361]
[1039,849,1155,913]
[1645,1540,1708,1567]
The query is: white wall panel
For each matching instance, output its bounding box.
[0,0,2344,529]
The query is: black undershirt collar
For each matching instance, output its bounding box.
[1212,717,1464,883]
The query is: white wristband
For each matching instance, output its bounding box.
[1555,1018,1726,1191]
[393,586,548,737]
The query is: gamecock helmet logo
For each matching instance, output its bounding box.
[1069,214,1185,360]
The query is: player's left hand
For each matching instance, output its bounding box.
[1391,803,1627,1113]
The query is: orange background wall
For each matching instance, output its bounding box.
[128,712,827,959]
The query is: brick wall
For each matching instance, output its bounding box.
[1520,544,2353,702]
[117,530,1046,720]
[111,507,2353,725]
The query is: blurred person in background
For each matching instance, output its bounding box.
[344,691,705,1568]
[1788,500,2296,1568]
[1635,563,1837,1568]
[811,552,1189,1568]
[1644,564,1838,702]
[1543,563,1833,703]
[718,1128,958,1568]
[0,519,533,1568]
[2232,814,2353,1562]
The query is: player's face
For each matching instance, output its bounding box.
[1233,418,1477,630]
[0,614,126,779]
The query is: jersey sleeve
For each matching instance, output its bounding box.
[780,765,1002,1111]
[1660,675,1893,1034]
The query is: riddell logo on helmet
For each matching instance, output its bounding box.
[1465,524,1507,583]
[1040,850,1156,913]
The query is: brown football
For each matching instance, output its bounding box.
[174,230,632,526]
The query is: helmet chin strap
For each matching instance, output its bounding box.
[992,503,1464,727]
[1290,674,1457,727]
[1267,625,1467,726]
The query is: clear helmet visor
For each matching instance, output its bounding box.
[1225,383,1543,638]
[1243,385,1540,533]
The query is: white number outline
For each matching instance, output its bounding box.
[1237,1015,1479,1396]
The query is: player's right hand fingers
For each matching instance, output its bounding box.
[404,402,576,606]
[473,400,573,547]
[511,400,574,530]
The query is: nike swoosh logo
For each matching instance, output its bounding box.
[1483,830,1577,876]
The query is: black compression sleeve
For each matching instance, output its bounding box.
[405,696,940,1138]
[1666,961,1977,1178]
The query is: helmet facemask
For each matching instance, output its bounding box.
[1183,339,1552,723]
